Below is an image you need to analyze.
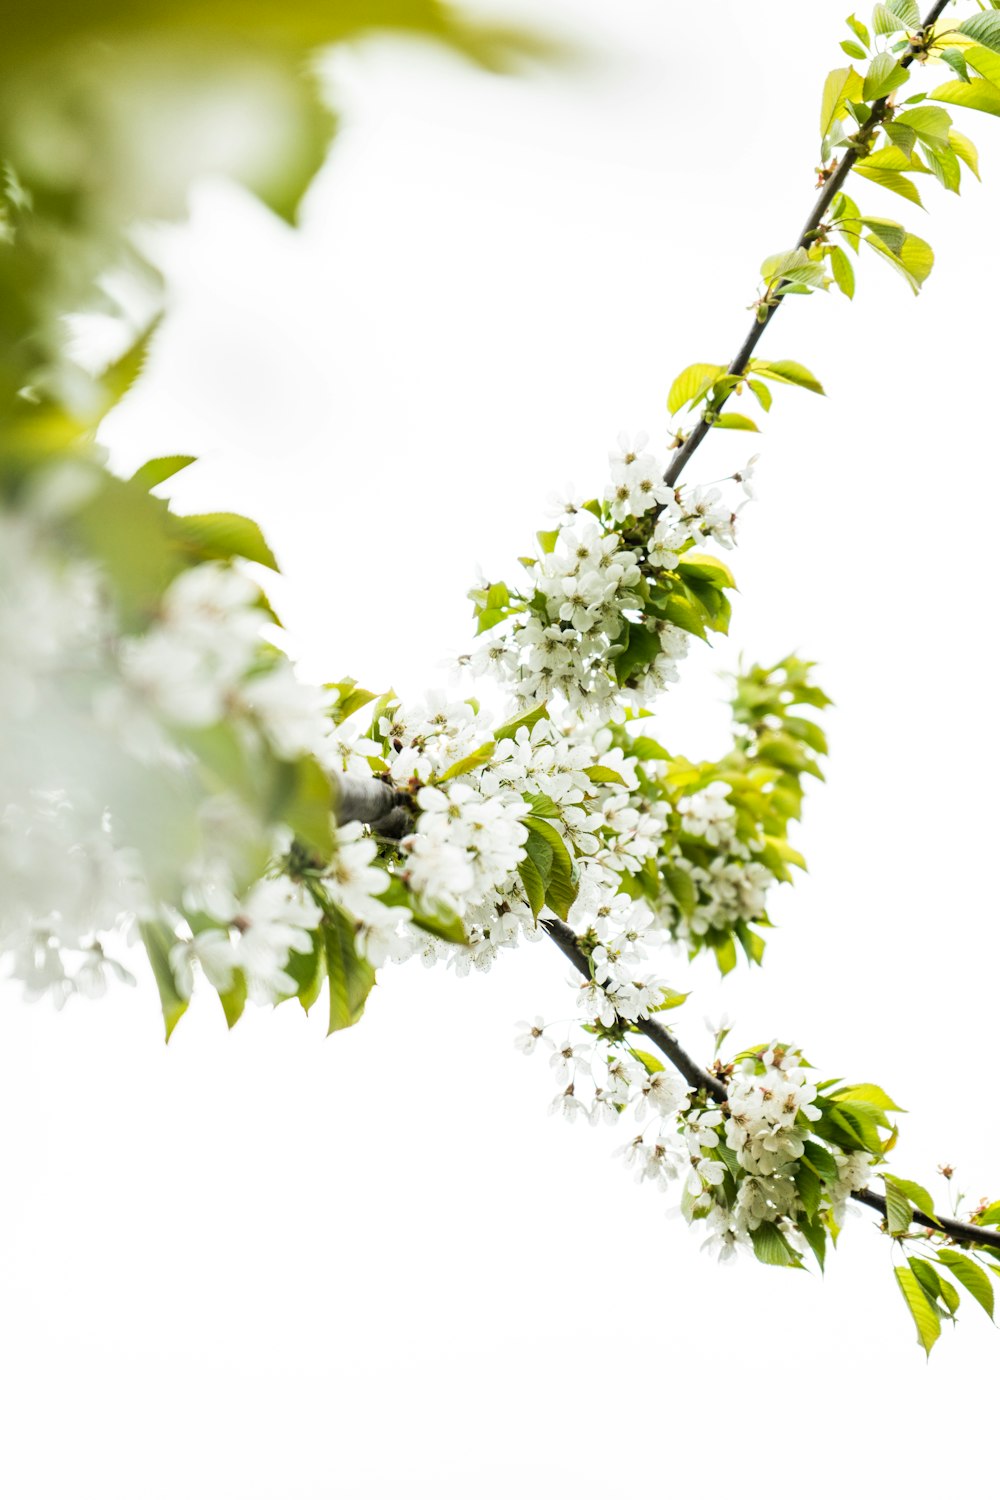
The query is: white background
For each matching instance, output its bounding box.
[2,2,998,1494]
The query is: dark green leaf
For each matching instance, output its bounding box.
[751,1221,801,1268]
[324,906,376,1034]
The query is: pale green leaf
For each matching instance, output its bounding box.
[829,244,856,298]
[853,165,924,206]
[131,454,197,490]
[438,741,496,781]
[667,362,725,415]
[141,921,188,1042]
[831,1082,903,1112]
[936,1249,995,1320]
[712,412,759,432]
[949,128,981,179]
[820,66,864,145]
[750,359,825,394]
[863,52,911,102]
[930,79,1000,118]
[895,1266,942,1356]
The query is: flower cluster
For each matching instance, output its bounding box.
[518,1022,880,1268]
[467,433,750,717]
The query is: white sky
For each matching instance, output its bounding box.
[3,3,999,1495]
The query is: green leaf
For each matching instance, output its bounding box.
[629,1048,665,1076]
[751,1221,801,1268]
[663,863,697,915]
[828,244,856,298]
[218,971,248,1029]
[799,1216,827,1271]
[909,1255,945,1304]
[285,929,326,1014]
[711,412,759,432]
[863,52,911,102]
[884,123,918,158]
[522,817,577,920]
[847,14,870,47]
[852,165,924,206]
[865,230,934,292]
[677,552,737,588]
[734,919,765,965]
[747,378,773,410]
[884,1178,914,1235]
[965,45,1000,89]
[895,1266,942,1355]
[921,144,961,193]
[517,854,546,920]
[131,454,197,490]
[711,931,738,976]
[141,921,188,1042]
[437,741,496,781]
[959,13,1000,53]
[930,79,1000,119]
[883,1174,940,1223]
[949,129,981,179]
[584,765,627,786]
[760,249,828,287]
[750,359,825,395]
[526,791,562,819]
[895,104,953,148]
[324,906,376,1034]
[327,679,378,726]
[667,362,725,415]
[171,511,280,571]
[802,1138,840,1184]
[939,47,971,84]
[536,529,559,554]
[841,40,867,60]
[613,621,664,685]
[873,0,917,31]
[831,1082,902,1112]
[95,320,162,420]
[820,66,864,145]
[936,1250,995,1320]
[380,876,467,946]
[494,703,548,742]
[797,1162,822,1220]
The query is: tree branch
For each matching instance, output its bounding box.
[662,0,952,489]
[333,772,402,831]
[541,918,1000,1254]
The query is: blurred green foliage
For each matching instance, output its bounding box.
[0,0,554,453]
